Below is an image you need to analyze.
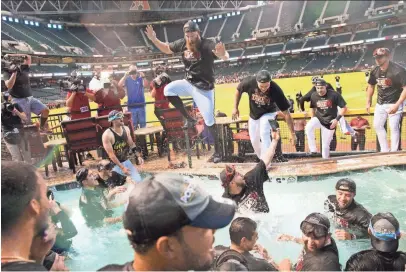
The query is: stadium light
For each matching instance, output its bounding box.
[214,15,218,19]
[2,16,7,21]
[35,22,39,26]
[219,15,222,18]
[209,16,213,20]
[14,18,19,23]
[198,18,202,22]
[236,11,240,15]
[58,25,62,29]
[30,21,34,25]
[24,20,29,24]
[193,19,196,22]
[47,23,51,28]
[53,24,57,28]
[227,13,231,16]
[232,12,236,16]
[8,17,13,22]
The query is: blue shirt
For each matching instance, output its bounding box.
[125,76,145,108]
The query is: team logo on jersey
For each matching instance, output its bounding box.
[316,99,333,109]
[376,77,392,89]
[251,89,271,106]
[184,50,201,61]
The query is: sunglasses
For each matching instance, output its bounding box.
[369,222,400,241]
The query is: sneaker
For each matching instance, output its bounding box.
[208,153,222,163]
[183,118,197,129]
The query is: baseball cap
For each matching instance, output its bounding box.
[315,78,327,87]
[335,178,356,193]
[256,70,272,83]
[123,173,236,244]
[219,165,236,188]
[76,168,89,185]
[373,48,390,58]
[108,110,124,122]
[369,212,401,253]
[300,213,330,238]
[183,20,200,33]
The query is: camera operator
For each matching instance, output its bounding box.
[335,76,342,95]
[2,54,50,133]
[118,65,148,128]
[88,70,125,116]
[1,89,32,163]
[63,71,92,120]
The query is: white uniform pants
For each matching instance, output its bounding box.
[248,112,278,159]
[337,106,355,136]
[373,103,403,152]
[164,79,215,126]
[305,117,336,159]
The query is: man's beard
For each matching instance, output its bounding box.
[174,240,213,271]
[34,209,50,237]
[186,37,201,53]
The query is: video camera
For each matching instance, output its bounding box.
[335,76,340,82]
[1,55,27,74]
[2,92,15,113]
[58,71,85,92]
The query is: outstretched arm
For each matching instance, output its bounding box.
[145,25,174,54]
[261,129,280,167]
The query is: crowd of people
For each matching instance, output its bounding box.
[215,72,252,84]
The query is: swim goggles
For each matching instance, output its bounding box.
[368,222,400,241]
[108,111,124,122]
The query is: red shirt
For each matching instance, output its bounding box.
[350,117,369,134]
[94,88,123,116]
[66,91,91,120]
[150,81,169,109]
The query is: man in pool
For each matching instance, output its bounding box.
[324,178,372,240]
[102,110,144,185]
[220,128,280,213]
[344,212,406,271]
[277,213,341,271]
[213,217,279,271]
[98,173,236,271]
[76,168,126,228]
[232,70,295,160]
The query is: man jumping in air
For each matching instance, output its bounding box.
[145,21,229,163]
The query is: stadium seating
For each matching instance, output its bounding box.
[220,14,243,42]
[393,43,406,66]
[382,24,406,37]
[263,59,284,74]
[278,1,303,33]
[238,8,261,40]
[286,40,304,50]
[264,43,284,53]
[87,27,122,50]
[347,0,370,23]
[243,46,263,56]
[305,36,328,47]
[229,49,243,58]
[328,33,352,44]
[46,27,93,55]
[353,29,379,41]
[358,47,376,68]
[284,56,313,73]
[216,64,241,76]
[166,22,185,42]
[258,2,281,30]
[374,0,398,9]
[323,1,347,18]
[304,54,336,71]
[205,17,225,38]
[115,26,146,48]
[67,26,109,55]
[153,25,166,42]
[331,52,363,70]
[302,1,326,30]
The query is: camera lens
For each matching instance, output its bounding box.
[6,103,14,112]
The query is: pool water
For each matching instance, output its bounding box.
[54,167,406,271]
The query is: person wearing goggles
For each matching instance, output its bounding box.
[277,213,341,271]
[345,212,406,271]
[219,127,280,214]
[366,47,406,152]
[324,178,372,241]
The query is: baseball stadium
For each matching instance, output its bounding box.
[1,0,406,271]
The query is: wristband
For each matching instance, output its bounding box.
[335,115,342,121]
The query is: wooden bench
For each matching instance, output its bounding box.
[134,126,164,158]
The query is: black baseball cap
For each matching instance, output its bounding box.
[183,20,200,33]
[123,173,236,244]
[335,178,356,193]
[76,168,89,185]
[256,70,272,83]
[369,212,401,253]
[315,78,327,87]
[300,213,330,238]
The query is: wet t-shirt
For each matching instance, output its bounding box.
[98,261,134,271]
[222,160,270,213]
[310,90,346,130]
[237,76,290,120]
[345,250,406,271]
[79,187,113,228]
[295,238,341,271]
[368,61,406,105]
[1,261,47,271]
[243,252,278,271]
[325,195,372,238]
[169,37,218,90]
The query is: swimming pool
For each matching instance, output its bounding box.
[53,167,406,271]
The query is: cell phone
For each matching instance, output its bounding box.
[268,119,279,131]
[104,82,111,89]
